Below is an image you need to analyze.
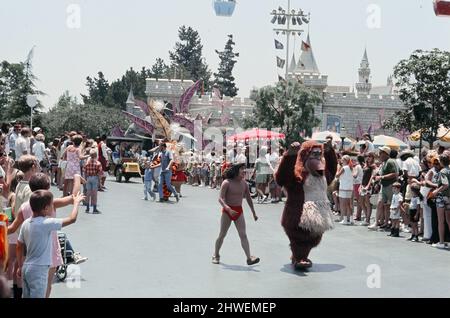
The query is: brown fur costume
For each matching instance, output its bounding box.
[275,140,337,266]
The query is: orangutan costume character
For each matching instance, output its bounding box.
[275,140,337,270]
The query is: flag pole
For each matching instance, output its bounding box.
[285,0,291,81]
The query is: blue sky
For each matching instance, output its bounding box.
[1,0,450,109]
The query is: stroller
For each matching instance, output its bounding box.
[55,232,75,282]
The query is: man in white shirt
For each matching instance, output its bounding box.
[8,124,20,159]
[15,127,31,159]
[400,149,421,202]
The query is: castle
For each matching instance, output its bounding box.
[288,34,404,137]
[126,33,405,138]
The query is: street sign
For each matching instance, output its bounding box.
[26,95,37,108]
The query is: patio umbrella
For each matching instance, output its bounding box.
[227,128,286,142]
[310,131,354,148]
[408,125,450,148]
[369,135,409,151]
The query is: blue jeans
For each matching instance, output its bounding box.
[158,170,178,199]
[86,176,99,191]
[144,180,156,199]
[22,264,50,298]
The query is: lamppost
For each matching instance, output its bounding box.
[270,0,310,80]
[340,126,347,152]
[27,95,37,131]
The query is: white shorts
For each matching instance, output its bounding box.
[339,190,353,199]
[390,208,401,220]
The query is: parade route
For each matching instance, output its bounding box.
[51,178,450,298]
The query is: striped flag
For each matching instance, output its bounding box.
[274,39,284,50]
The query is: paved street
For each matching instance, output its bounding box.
[51,178,450,298]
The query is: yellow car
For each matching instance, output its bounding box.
[107,137,143,183]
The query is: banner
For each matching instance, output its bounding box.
[274,39,284,50]
[276,57,286,68]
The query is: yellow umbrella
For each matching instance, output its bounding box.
[408,125,450,147]
[372,135,409,151]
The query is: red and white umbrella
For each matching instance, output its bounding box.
[227,128,286,142]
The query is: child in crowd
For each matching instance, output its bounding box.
[388,182,403,238]
[83,149,103,213]
[8,173,87,298]
[3,169,23,298]
[407,184,423,242]
[16,190,84,298]
[143,159,156,201]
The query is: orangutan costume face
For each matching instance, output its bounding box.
[305,146,325,177]
[294,141,326,181]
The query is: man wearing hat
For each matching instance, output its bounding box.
[369,146,399,230]
[30,127,42,156]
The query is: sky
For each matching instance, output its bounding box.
[1,0,450,110]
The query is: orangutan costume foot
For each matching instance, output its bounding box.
[294,259,313,271]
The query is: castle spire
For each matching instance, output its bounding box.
[126,87,135,105]
[288,53,297,72]
[355,48,372,94]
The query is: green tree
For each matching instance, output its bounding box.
[214,34,239,97]
[0,49,44,121]
[169,26,211,90]
[106,67,149,109]
[384,49,450,147]
[81,71,110,105]
[82,67,151,109]
[42,92,130,140]
[151,58,168,80]
[56,90,78,108]
[243,80,322,146]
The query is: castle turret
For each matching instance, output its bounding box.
[295,33,320,74]
[126,87,138,115]
[355,48,372,94]
[289,32,328,92]
[288,53,297,73]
